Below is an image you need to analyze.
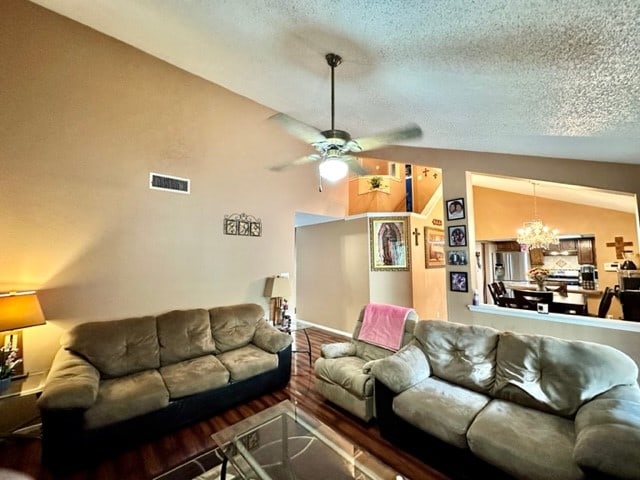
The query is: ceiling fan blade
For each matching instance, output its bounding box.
[268,112,327,145]
[343,156,367,176]
[348,123,423,152]
[269,154,321,172]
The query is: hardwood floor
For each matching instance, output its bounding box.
[0,327,451,480]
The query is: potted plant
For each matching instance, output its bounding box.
[528,267,550,291]
[368,176,383,189]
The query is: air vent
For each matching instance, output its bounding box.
[149,173,190,194]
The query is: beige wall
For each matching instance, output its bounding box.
[1,0,349,372]
[296,218,371,333]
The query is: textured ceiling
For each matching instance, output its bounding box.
[30,0,640,165]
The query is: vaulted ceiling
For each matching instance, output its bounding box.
[29,0,640,166]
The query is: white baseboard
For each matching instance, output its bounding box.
[293,318,351,338]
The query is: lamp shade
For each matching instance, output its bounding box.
[0,291,46,331]
[264,277,290,298]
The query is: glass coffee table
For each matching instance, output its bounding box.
[211,400,400,479]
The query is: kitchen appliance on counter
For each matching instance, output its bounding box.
[618,269,640,291]
[546,269,581,286]
[579,265,597,290]
[492,251,531,282]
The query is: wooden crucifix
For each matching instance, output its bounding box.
[412,227,421,246]
[606,236,634,259]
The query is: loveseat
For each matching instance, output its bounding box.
[37,303,292,469]
[314,304,418,421]
[372,320,640,480]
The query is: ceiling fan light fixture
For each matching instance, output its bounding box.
[319,158,348,182]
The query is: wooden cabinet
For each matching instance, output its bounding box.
[577,238,596,265]
[496,241,521,252]
[529,248,544,266]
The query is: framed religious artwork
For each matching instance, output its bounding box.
[369,217,410,271]
[448,225,467,247]
[425,228,445,268]
[450,271,469,292]
[446,198,465,221]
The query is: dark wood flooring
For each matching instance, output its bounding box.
[0,327,451,480]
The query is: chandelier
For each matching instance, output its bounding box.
[516,182,559,250]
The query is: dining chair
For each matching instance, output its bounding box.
[496,281,507,296]
[596,287,615,318]
[513,289,553,310]
[619,291,640,321]
[487,283,501,304]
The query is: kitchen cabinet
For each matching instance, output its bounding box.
[529,248,544,266]
[496,241,521,252]
[577,238,595,265]
[546,239,577,252]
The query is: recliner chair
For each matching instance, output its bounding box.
[313,305,418,421]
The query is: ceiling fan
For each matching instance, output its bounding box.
[268,53,423,191]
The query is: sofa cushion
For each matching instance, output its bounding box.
[493,331,639,417]
[84,370,169,429]
[467,399,583,480]
[393,377,491,449]
[216,344,278,381]
[314,356,372,398]
[415,320,499,394]
[574,397,640,479]
[62,316,160,378]
[156,309,215,365]
[159,355,230,399]
[209,304,262,354]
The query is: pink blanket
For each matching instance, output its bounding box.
[357,303,414,351]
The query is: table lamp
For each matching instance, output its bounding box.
[0,291,46,379]
[263,276,290,326]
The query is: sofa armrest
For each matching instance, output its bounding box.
[573,387,640,479]
[320,342,356,359]
[370,343,430,393]
[252,320,293,353]
[37,349,100,410]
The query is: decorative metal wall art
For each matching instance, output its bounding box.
[224,213,262,237]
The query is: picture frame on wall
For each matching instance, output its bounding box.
[450,271,469,292]
[424,228,445,268]
[448,250,468,265]
[446,198,465,221]
[369,217,410,271]
[448,225,467,247]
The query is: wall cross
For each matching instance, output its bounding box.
[412,227,421,246]
[605,236,634,259]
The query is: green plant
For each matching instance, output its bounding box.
[368,176,383,189]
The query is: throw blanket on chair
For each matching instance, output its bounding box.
[357,303,414,351]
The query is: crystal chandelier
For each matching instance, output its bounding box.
[516,182,559,250]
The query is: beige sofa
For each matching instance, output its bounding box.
[38,303,292,470]
[314,306,418,421]
[372,320,640,480]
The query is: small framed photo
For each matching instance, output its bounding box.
[424,228,445,268]
[448,225,467,247]
[450,271,468,292]
[446,198,465,221]
[448,250,468,265]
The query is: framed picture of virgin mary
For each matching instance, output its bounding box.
[369,217,410,271]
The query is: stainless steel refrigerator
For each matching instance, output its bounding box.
[492,251,531,282]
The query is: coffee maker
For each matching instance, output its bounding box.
[579,265,596,290]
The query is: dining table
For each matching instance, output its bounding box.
[502,288,588,315]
